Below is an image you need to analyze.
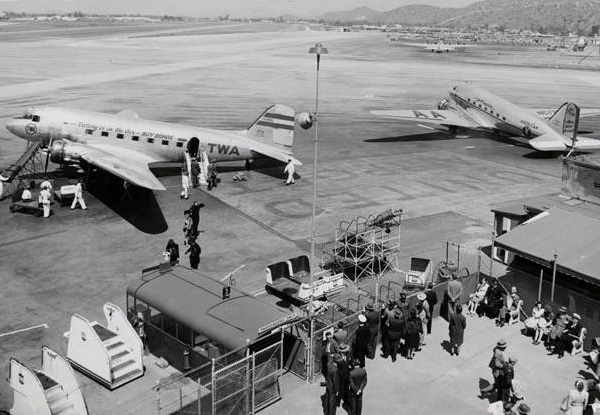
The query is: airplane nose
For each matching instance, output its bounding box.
[5,119,18,134]
[5,119,29,138]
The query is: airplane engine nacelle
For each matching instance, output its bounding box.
[49,140,81,164]
[522,126,532,138]
[295,112,314,130]
[437,99,450,110]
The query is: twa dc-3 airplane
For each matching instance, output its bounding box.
[6,105,314,191]
[371,84,600,153]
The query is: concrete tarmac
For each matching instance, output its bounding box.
[1,22,599,413]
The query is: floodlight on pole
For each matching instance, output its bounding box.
[307,42,328,314]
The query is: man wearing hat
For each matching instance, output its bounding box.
[365,304,379,360]
[556,313,583,358]
[481,339,508,399]
[424,282,438,334]
[353,314,371,368]
[447,274,463,319]
[348,357,368,415]
[323,351,340,415]
[335,343,351,408]
[382,307,405,362]
[334,321,348,345]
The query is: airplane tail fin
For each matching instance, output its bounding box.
[246,104,296,153]
[548,102,580,139]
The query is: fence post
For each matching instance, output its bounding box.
[538,268,544,301]
[280,329,284,371]
[490,232,495,279]
[551,253,558,302]
[251,353,256,415]
[197,375,202,415]
[477,245,481,281]
[179,388,183,413]
[307,317,315,382]
[211,358,216,415]
[155,381,161,415]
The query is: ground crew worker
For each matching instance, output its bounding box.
[284,158,295,185]
[70,179,87,210]
[40,186,51,217]
[180,167,190,199]
[186,237,201,269]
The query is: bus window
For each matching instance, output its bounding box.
[162,315,177,339]
[177,323,192,344]
[148,305,162,329]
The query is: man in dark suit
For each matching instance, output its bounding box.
[365,304,380,359]
[323,356,340,415]
[383,308,405,362]
[336,344,351,408]
[353,314,371,368]
[425,282,438,334]
[349,358,368,415]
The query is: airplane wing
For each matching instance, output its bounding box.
[80,144,166,191]
[534,108,600,119]
[370,109,479,129]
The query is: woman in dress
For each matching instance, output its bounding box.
[405,309,422,359]
[524,301,544,335]
[467,277,489,316]
[534,310,553,345]
[563,379,588,415]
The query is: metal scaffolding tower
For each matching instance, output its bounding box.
[321,208,402,284]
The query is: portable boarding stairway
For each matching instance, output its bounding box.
[8,346,88,415]
[0,142,44,200]
[65,303,144,390]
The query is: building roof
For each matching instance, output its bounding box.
[494,207,600,284]
[127,266,293,350]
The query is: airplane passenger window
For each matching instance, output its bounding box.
[147,138,154,144]
[101,131,109,137]
[161,140,169,146]
[116,133,124,139]
[502,117,506,121]
[132,136,139,141]
[176,142,183,148]
[85,129,94,135]
[32,115,40,122]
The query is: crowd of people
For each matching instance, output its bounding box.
[317,272,600,415]
[162,200,204,270]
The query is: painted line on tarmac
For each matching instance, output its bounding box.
[0,229,69,248]
[0,323,48,338]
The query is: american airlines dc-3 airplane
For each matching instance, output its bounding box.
[371,84,600,152]
[5,104,313,191]
[402,41,477,53]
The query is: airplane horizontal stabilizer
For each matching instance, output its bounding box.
[568,136,600,151]
[529,134,567,151]
[370,109,477,129]
[81,146,166,191]
[535,108,600,119]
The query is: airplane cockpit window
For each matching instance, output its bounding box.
[32,115,40,122]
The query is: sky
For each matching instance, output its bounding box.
[0,0,482,18]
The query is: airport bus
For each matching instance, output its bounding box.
[126,264,296,371]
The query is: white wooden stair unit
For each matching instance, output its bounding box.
[8,346,87,415]
[65,303,143,389]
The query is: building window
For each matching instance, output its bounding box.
[132,135,139,141]
[161,140,169,146]
[147,138,154,144]
[101,131,109,137]
[117,133,124,139]
[85,129,94,135]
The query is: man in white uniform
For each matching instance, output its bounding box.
[71,180,87,210]
[284,159,295,185]
[180,169,190,199]
[40,187,51,217]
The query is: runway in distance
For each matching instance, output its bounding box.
[5,105,313,191]
[401,40,476,53]
[371,84,600,152]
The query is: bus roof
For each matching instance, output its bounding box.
[126,265,294,350]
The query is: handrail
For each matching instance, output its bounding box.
[70,314,112,378]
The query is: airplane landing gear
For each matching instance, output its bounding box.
[448,126,459,134]
[245,159,252,170]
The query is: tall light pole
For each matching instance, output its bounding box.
[308,42,328,314]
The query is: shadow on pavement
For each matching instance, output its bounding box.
[87,170,168,234]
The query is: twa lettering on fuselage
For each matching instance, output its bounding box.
[412,111,446,120]
[207,143,240,156]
